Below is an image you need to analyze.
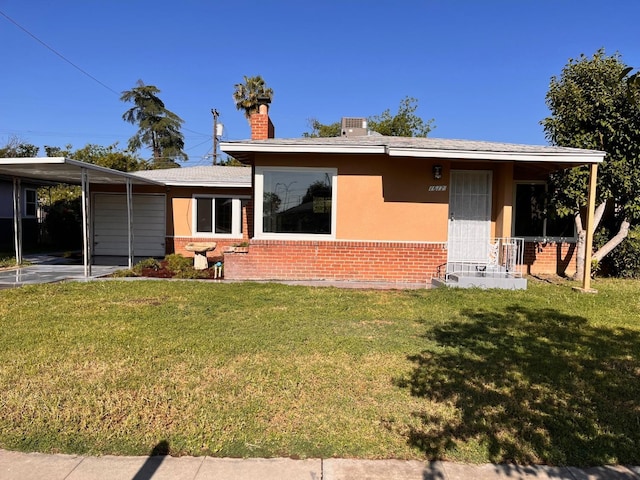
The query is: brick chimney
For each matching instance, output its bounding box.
[250,97,275,140]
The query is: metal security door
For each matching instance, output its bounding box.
[447,170,492,263]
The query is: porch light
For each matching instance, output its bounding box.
[432,164,443,180]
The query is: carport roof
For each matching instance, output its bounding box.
[0,157,163,185]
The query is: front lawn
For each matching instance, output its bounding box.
[0,278,638,466]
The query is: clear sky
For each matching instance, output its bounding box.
[1,1,640,166]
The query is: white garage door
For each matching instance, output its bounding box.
[93,193,166,257]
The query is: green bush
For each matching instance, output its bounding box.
[602,225,640,278]
[132,258,161,275]
[164,254,195,274]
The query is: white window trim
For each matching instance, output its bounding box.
[24,188,37,218]
[191,195,247,238]
[512,181,577,242]
[255,166,337,240]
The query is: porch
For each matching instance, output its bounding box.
[432,237,527,290]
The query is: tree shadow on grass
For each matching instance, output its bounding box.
[395,305,640,467]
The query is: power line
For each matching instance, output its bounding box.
[0,9,120,96]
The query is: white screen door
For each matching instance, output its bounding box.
[447,170,492,263]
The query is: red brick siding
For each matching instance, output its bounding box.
[250,113,274,140]
[223,240,448,284]
[523,241,577,276]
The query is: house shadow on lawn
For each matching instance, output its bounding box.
[394,305,640,467]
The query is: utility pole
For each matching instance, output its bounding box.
[211,109,219,165]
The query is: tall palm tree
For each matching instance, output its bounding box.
[233,75,274,120]
[121,80,187,168]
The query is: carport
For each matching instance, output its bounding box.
[0,157,163,277]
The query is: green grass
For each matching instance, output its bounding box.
[0,278,639,466]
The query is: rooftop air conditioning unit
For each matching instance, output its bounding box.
[341,117,368,137]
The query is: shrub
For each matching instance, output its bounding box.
[164,254,195,275]
[132,258,161,275]
[601,225,640,278]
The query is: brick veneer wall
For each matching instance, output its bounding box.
[523,241,577,276]
[223,240,448,284]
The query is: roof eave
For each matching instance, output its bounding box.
[221,142,386,155]
[387,147,606,163]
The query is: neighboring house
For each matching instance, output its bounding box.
[91,166,252,259]
[219,106,605,288]
[0,178,40,250]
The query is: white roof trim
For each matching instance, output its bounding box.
[387,147,606,163]
[160,180,250,187]
[221,142,386,155]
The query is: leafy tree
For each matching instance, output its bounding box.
[302,119,341,138]
[0,136,39,157]
[233,75,274,120]
[368,96,434,137]
[542,49,640,279]
[303,96,434,138]
[121,80,187,168]
[68,143,149,172]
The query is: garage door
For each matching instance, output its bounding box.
[93,193,166,257]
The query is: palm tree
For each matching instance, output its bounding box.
[233,75,274,120]
[121,80,187,168]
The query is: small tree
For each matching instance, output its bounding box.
[303,96,435,138]
[0,136,39,157]
[233,75,274,120]
[542,49,640,279]
[121,80,187,168]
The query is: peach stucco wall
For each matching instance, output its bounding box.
[171,197,191,236]
[254,154,454,242]
[336,157,450,241]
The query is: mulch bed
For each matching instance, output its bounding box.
[135,259,224,280]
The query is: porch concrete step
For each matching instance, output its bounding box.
[431,275,527,290]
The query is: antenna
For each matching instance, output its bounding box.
[211,109,220,165]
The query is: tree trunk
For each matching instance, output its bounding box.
[593,218,630,262]
[573,202,607,281]
[573,201,630,280]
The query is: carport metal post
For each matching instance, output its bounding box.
[12,177,22,265]
[126,178,134,269]
[81,167,91,277]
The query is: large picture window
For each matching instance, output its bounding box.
[513,183,574,239]
[256,167,336,238]
[193,196,243,237]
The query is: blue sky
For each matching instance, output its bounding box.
[1,1,640,166]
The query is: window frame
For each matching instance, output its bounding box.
[512,181,576,242]
[24,188,37,218]
[255,166,337,240]
[191,195,247,238]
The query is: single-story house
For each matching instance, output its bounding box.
[219,105,605,289]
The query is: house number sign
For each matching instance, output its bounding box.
[428,185,447,192]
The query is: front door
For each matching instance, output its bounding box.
[447,170,492,263]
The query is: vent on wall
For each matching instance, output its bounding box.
[341,117,368,137]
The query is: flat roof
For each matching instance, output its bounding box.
[0,157,163,185]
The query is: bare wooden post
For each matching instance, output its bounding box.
[577,163,598,293]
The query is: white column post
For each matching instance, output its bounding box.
[81,168,91,277]
[126,178,134,269]
[12,177,22,265]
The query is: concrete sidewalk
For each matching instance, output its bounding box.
[1,450,639,480]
